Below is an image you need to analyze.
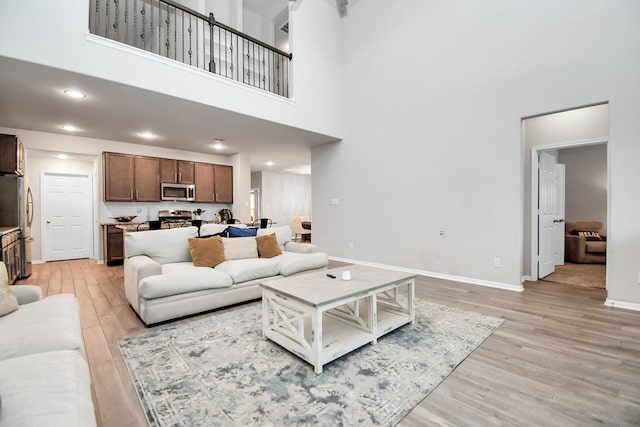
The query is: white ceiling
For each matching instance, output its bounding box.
[0,56,335,173]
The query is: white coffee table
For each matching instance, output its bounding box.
[261,265,415,374]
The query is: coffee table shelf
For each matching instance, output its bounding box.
[261,266,415,374]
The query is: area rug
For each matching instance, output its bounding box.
[542,262,606,288]
[119,300,503,426]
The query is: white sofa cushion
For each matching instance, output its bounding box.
[126,226,198,264]
[0,294,83,361]
[0,350,96,427]
[257,225,291,251]
[222,237,258,260]
[139,263,233,299]
[276,252,329,276]
[215,258,280,284]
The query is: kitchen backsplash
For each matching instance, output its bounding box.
[102,201,232,222]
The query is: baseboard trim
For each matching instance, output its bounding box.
[604,299,640,312]
[329,256,524,292]
[32,260,45,265]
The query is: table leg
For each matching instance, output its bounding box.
[370,294,378,344]
[312,309,323,374]
[409,279,415,325]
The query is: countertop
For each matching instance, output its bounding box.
[100,221,144,226]
[0,226,20,236]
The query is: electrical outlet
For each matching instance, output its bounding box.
[493,257,501,268]
[348,242,354,250]
[330,198,340,205]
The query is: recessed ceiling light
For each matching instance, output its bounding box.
[64,89,86,99]
[62,124,78,132]
[266,161,274,166]
[213,143,225,150]
[57,154,69,160]
[140,131,154,139]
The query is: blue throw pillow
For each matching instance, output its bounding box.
[228,227,258,238]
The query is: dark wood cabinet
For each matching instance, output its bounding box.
[160,159,194,184]
[1,229,21,284]
[0,134,24,176]
[194,162,215,202]
[104,153,160,202]
[103,225,124,264]
[104,152,134,201]
[104,151,232,204]
[134,156,160,201]
[214,165,233,203]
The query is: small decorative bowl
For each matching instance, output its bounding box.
[112,215,137,223]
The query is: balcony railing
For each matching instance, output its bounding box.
[89,0,292,97]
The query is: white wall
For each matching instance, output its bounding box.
[243,8,263,41]
[312,0,640,304]
[558,144,607,232]
[253,171,311,228]
[0,0,344,140]
[522,104,609,276]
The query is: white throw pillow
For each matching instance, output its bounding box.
[222,237,258,260]
[0,262,19,317]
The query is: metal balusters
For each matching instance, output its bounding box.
[88,0,291,97]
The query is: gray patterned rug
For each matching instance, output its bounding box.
[119,299,503,426]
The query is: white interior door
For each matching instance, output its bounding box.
[538,152,565,278]
[553,164,566,266]
[43,173,93,261]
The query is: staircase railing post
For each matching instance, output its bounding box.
[208,12,216,73]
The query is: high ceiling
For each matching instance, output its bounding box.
[0,56,334,173]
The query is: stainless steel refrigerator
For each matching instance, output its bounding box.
[0,175,33,278]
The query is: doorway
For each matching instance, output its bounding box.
[530,140,608,284]
[250,188,261,222]
[42,172,93,261]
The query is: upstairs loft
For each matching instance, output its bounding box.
[89,0,292,98]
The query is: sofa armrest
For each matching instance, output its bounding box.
[564,234,586,263]
[124,256,162,307]
[11,285,43,305]
[284,241,319,254]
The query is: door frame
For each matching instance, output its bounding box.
[529,137,608,281]
[41,171,94,262]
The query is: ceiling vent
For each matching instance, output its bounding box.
[280,21,289,34]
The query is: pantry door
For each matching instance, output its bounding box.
[42,172,93,261]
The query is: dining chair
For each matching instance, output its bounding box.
[292,216,311,242]
[252,218,273,228]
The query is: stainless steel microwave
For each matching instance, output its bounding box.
[161,183,195,201]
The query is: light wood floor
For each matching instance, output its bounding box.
[17,259,640,426]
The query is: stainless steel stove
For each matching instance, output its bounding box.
[158,209,192,223]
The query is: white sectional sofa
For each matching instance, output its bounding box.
[124,224,328,325]
[0,263,96,427]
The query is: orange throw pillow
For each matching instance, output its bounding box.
[188,236,225,267]
[256,233,282,258]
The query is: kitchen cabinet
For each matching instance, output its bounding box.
[194,162,215,203]
[104,152,135,201]
[104,153,160,202]
[104,151,232,204]
[134,156,160,201]
[0,228,21,284]
[160,159,195,184]
[103,225,124,264]
[214,165,233,203]
[0,134,24,176]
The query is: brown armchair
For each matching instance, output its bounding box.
[564,221,606,264]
